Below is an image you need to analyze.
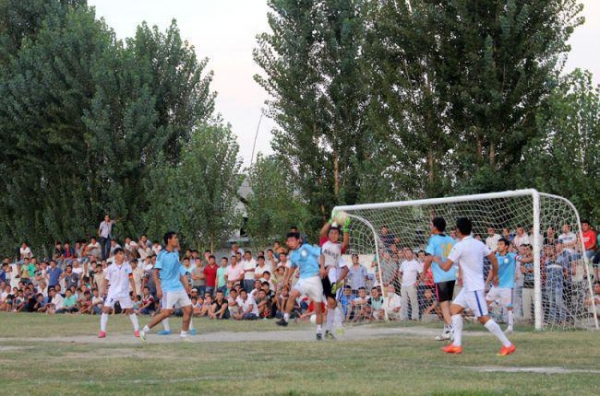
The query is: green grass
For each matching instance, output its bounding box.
[0,313,598,395]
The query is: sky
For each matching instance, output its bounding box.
[88,0,600,167]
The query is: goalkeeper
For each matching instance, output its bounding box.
[318,212,350,339]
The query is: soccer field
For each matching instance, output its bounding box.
[0,314,598,395]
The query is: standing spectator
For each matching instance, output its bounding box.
[265,249,278,267]
[230,243,244,258]
[124,237,138,257]
[558,223,578,255]
[92,262,107,297]
[544,245,567,325]
[98,214,116,260]
[109,239,122,258]
[544,226,558,246]
[513,226,530,249]
[399,248,422,321]
[347,254,368,296]
[216,257,228,293]
[191,258,206,296]
[203,255,218,296]
[241,251,257,292]
[47,260,62,289]
[519,244,535,322]
[581,221,597,260]
[485,227,502,252]
[19,242,33,263]
[84,237,102,262]
[254,255,273,280]
[63,242,75,267]
[61,265,79,291]
[380,225,399,248]
[53,242,65,267]
[131,260,144,297]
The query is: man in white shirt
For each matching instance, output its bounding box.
[399,248,422,321]
[513,226,530,249]
[558,223,578,255]
[485,227,502,252]
[434,218,516,356]
[235,288,259,320]
[383,284,401,320]
[241,251,257,292]
[19,242,33,263]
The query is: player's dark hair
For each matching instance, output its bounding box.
[113,247,124,255]
[432,217,446,232]
[498,237,510,246]
[286,232,301,240]
[456,218,472,235]
[163,231,177,246]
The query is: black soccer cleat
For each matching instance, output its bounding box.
[276,318,288,327]
[316,333,323,341]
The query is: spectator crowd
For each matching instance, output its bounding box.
[1,220,599,327]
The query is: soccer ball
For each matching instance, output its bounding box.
[333,210,349,226]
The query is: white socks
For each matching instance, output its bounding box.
[507,310,514,328]
[163,318,170,331]
[485,319,512,347]
[451,314,463,346]
[142,325,151,333]
[283,313,290,322]
[100,313,109,332]
[129,314,139,331]
[316,324,322,334]
[326,308,335,331]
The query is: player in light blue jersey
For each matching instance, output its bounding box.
[486,238,517,333]
[140,231,193,341]
[276,232,325,341]
[421,217,456,341]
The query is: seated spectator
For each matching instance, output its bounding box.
[78,291,93,314]
[46,288,64,314]
[33,293,47,312]
[91,289,104,315]
[234,289,259,320]
[383,284,401,321]
[370,287,384,321]
[192,296,205,317]
[209,290,229,319]
[339,285,353,319]
[348,287,370,321]
[255,289,270,318]
[138,287,155,315]
[58,289,78,313]
[584,282,600,319]
[12,289,25,312]
[227,288,240,318]
[421,289,442,320]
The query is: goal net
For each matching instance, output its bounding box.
[334,189,598,331]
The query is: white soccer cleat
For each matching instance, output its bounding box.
[504,326,513,334]
[435,332,451,341]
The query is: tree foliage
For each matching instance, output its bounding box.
[244,154,310,247]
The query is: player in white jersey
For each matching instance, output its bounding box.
[319,218,350,339]
[434,218,516,356]
[98,248,140,338]
[485,237,517,333]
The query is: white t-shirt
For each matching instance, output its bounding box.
[20,246,32,259]
[321,241,343,269]
[513,233,530,248]
[98,220,114,238]
[242,259,257,280]
[254,263,273,278]
[106,262,132,295]
[226,264,244,283]
[236,295,258,315]
[559,232,577,253]
[52,294,64,311]
[447,236,492,292]
[399,259,423,287]
[485,234,502,252]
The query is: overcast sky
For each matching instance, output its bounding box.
[88,0,600,167]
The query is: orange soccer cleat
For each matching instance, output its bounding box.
[98,331,107,338]
[499,343,516,356]
[441,344,463,354]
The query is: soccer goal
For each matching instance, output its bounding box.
[334,189,599,331]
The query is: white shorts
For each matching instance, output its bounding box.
[453,289,488,318]
[486,286,513,308]
[293,276,323,303]
[105,292,134,310]
[162,290,192,310]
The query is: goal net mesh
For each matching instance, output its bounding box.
[336,190,597,331]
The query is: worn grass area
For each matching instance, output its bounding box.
[0,313,598,395]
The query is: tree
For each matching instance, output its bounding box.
[521,69,600,222]
[254,0,370,228]
[244,154,310,247]
[145,120,243,251]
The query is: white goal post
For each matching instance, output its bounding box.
[334,189,599,331]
